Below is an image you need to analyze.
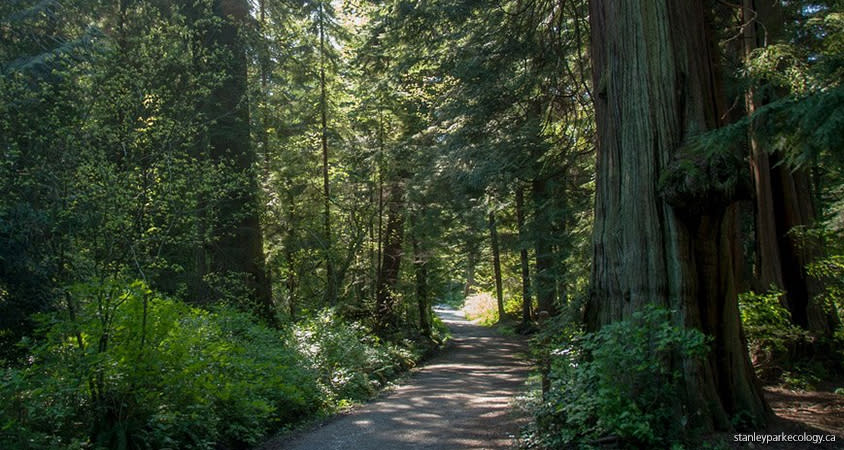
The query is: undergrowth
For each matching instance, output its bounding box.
[739,287,843,389]
[524,305,708,450]
[0,278,430,450]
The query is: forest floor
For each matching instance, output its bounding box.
[257,306,532,450]
[710,376,844,449]
[727,385,844,449]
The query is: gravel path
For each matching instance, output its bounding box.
[258,307,532,450]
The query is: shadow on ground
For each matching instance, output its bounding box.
[258,307,531,450]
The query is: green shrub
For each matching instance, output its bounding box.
[807,254,844,337]
[0,279,427,450]
[291,309,415,402]
[533,305,708,449]
[738,288,814,383]
[0,278,320,450]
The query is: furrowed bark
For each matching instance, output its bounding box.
[585,0,769,430]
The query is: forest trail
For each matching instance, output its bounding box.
[259,307,531,450]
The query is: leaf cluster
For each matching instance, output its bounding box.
[1,278,319,450]
[532,306,709,449]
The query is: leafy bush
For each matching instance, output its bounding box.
[807,254,844,332]
[291,309,416,403]
[0,279,430,449]
[1,278,320,450]
[738,289,814,384]
[532,306,708,449]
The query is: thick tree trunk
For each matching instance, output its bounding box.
[516,187,532,324]
[533,177,557,315]
[205,0,274,323]
[489,211,505,320]
[585,0,769,431]
[376,182,405,328]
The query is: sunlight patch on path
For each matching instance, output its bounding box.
[258,306,531,450]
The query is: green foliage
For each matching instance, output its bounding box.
[696,2,844,171]
[292,308,417,403]
[0,279,321,450]
[437,282,466,309]
[532,306,709,449]
[739,288,814,383]
[781,365,824,391]
[738,284,844,388]
[0,0,275,352]
[808,254,844,322]
[0,277,428,449]
[739,289,796,336]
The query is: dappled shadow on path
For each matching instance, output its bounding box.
[259,307,531,450]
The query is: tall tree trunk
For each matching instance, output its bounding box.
[585,0,769,431]
[375,106,386,302]
[516,186,532,324]
[771,164,838,333]
[369,184,377,303]
[743,0,784,294]
[412,230,431,336]
[376,182,405,328]
[205,0,274,323]
[553,180,569,306]
[742,0,838,336]
[285,186,297,320]
[533,177,557,315]
[319,2,335,305]
[489,211,505,321]
[258,0,271,178]
[464,248,477,297]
